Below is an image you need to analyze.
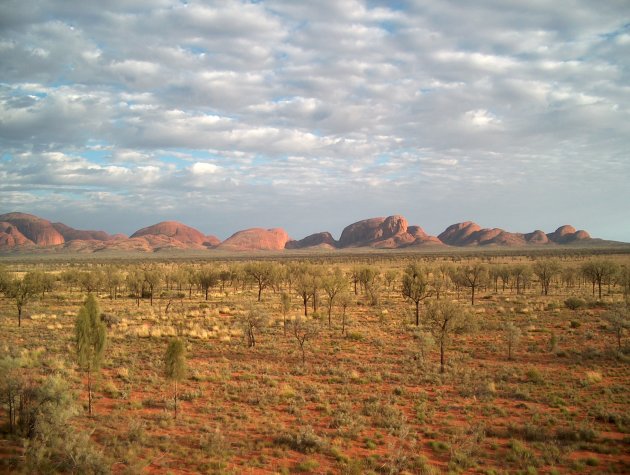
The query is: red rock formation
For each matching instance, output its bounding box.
[547,225,591,244]
[285,232,338,249]
[131,221,214,247]
[0,222,33,247]
[52,222,113,241]
[437,222,482,246]
[339,215,442,248]
[0,212,65,246]
[525,230,549,244]
[217,228,289,251]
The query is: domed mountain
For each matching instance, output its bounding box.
[338,215,442,248]
[217,228,289,251]
[130,221,220,248]
[0,212,65,246]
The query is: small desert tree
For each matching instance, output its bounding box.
[425,300,471,373]
[503,322,522,360]
[532,259,561,296]
[239,306,268,348]
[245,262,276,302]
[196,266,219,300]
[603,304,629,351]
[454,263,487,305]
[292,316,319,365]
[322,268,347,328]
[281,292,291,336]
[0,356,22,433]
[6,272,40,327]
[401,263,433,326]
[338,292,351,336]
[164,338,187,419]
[581,259,619,299]
[75,294,107,415]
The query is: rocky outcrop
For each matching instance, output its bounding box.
[338,215,442,248]
[547,225,591,244]
[0,211,605,253]
[0,222,33,247]
[52,222,113,241]
[217,228,289,251]
[0,212,65,246]
[130,221,214,246]
[285,232,338,249]
[437,222,482,246]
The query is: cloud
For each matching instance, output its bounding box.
[0,0,629,241]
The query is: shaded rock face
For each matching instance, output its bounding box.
[525,230,549,244]
[339,215,442,248]
[286,232,338,250]
[0,212,65,246]
[547,225,591,244]
[217,228,289,251]
[437,222,482,246]
[52,222,112,242]
[0,222,33,247]
[130,221,215,247]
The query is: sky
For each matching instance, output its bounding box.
[1,0,629,241]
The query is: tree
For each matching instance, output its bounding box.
[239,306,268,348]
[401,263,433,326]
[425,300,471,373]
[244,262,276,302]
[581,259,619,300]
[384,270,398,298]
[337,292,351,336]
[295,271,314,317]
[454,263,487,305]
[503,322,521,360]
[0,356,22,433]
[603,303,629,351]
[322,268,347,328]
[292,316,319,365]
[196,266,219,300]
[75,294,107,416]
[126,267,144,306]
[103,265,123,299]
[6,272,40,327]
[532,259,560,296]
[164,338,187,419]
[281,292,291,336]
[510,264,531,295]
[143,266,162,306]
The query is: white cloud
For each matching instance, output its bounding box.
[0,0,628,241]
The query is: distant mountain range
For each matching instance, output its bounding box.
[0,211,622,254]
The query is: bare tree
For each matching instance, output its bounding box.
[292,316,319,365]
[245,262,276,302]
[453,263,488,305]
[239,306,268,348]
[425,300,471,373]
[581,259,619,299]
[322,267,347,328]
[604,303,629,351]
[401,263,433,326]
[532,259,561,296]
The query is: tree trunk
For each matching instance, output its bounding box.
[440,342,445,374]
[471,286,475,305]
[415,301,420,326]
[174,380,178,420]
[18,306,22,327]
[87,369,92,416]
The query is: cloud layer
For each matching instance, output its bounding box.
[1,0,629,240]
